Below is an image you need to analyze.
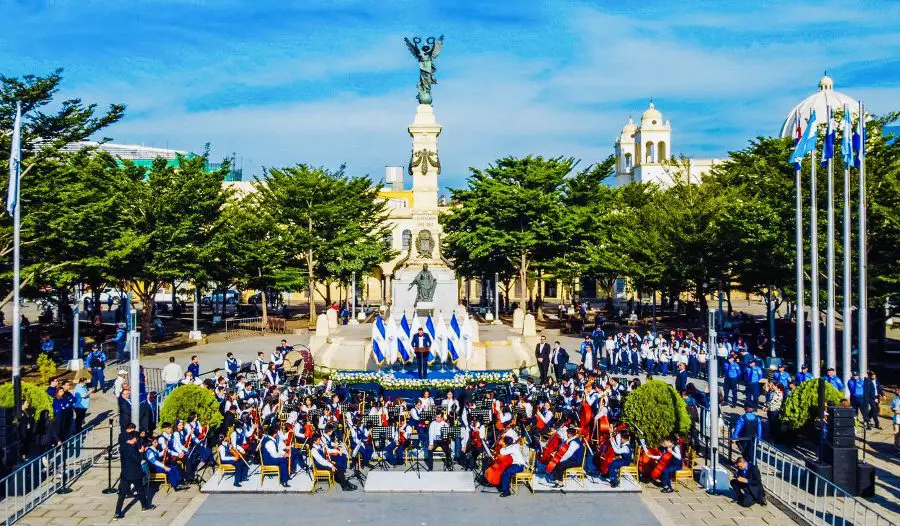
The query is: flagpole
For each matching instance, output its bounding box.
[794,139,805,373]
[841,104,852,393]
[857,101,867,377]
[825,106,836,372]
[11,158,22,420]
[810,144,820,377]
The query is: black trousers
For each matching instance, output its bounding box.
[551,458,581,481]
[115,478,150,514]
[538,363,549,384]
[74,408,87,433]
[417,352,429,379]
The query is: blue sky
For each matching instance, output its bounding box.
[2,0,899,189]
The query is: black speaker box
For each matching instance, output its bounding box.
[830,415,855,428]
[832,463,858,494]
[829,434,855,447]
[828,425,855,437]
[821,444,857,464]
[830,407,855,420]
[856,462,876,497]
[805,460,832,496]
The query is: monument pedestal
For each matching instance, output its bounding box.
[393,265,457,317]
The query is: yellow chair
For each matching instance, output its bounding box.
[259,450,281,484]
[563,450,587,488]
[149,472,170,494]
[674,446,697,491]
[311,467,334,494]
[512,449,536,495]
[214,449,236,483]
[619,444,641,482]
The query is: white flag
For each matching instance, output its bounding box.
[435,312,449,363]
[7,101,21,216]
[462,316,475,361]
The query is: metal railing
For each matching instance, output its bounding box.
[694,407,895,526]
[754,439,893,526]
[0,423,101,525]
[224,316,286,339]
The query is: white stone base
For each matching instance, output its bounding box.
[188,330,204,340]
[364,471,474,493]
[68,359,83,371]
[201,467,314,494]
[700,466,731,492]
[531,472,641,493]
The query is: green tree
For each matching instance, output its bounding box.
[623,380,691,446]
[253,164,393,320]
[159,384,223,429]
[0,69,124,309]
[442,156,574,309]
[0,381,54,421]
[114,154,231,338]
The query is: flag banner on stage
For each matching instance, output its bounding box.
[424,314,438,365]
[822,107,834,166]
[842,104,854,167]
[462,317,474,361]
[371,314,387,366]
[789,109,817,165]
[436,312,449,363]
[7,101,21,216]
[398,313,412,363]
[447,314,461,364]
[386,314,399,363]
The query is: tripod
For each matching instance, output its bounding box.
[404,442,427,479]
[371,427,392,471]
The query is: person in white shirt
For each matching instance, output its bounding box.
[440,391,459,417]
[549,427,582,486]
[426,413,451,471]
[496,436,526,497]
[113,370,127,397]
[607,430,633,488]
[260,427,290,487]
[253,352,267,378]
[311,436,356,491]
[217,439,249,487]
[419,390,435,409]
[162,357,182,391]
[651,436,681,493]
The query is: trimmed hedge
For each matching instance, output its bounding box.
[623,379,691,446]
[0,381,54,421]
[781,379,844,431]
[159,384,223,429]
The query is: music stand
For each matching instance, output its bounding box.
[440,426,462,472]
[371,426,392,471]
[403,427,428,478]
[364,415,381,428]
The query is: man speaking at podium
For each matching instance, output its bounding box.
[411,326,433,379]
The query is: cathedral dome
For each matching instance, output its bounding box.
[621,117,637,135]
[641,102,663,125]
[780,73,860,138]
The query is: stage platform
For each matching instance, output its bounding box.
[201,466,314,494]
[531,473,641,493]
[364,471,475,493]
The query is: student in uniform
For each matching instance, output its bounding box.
[426,412,451,471]
[216,435,249,487]
[549,427,583,488]
[311,435,357,491]
[497,436,526,497]
[607,430,633,488]
[656,436,682,493]
[261,427,290,487]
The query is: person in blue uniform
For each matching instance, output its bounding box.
[774,365,791,390]
[823,368,844,391]
[606,430,633,488]
[216,436,249,487]
[795,364,814,384]
[656,436,682,493]
[724,356,742,408]
[261,427,290,487]
[731,406,762,462]
[411,327,433,379]
[743,360,764,409]
[846,372,865,421]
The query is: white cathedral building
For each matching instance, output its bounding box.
[610,102,720,187]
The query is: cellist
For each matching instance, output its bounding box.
[606,430,633,488]
[496,436,526,498]
[547,426,583,488]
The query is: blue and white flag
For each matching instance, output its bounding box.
[398,313,412,363]
[852,111,865,168]
[789,110,817,165]
[7,101,21,216]
[461,316,475,361]
[821,107,834,166]
[385,313,399,363]
[371,314,387,366]
[424,314,438,365]
[446,314,462,364]
[841,104,854,167]
[435,312,449,363]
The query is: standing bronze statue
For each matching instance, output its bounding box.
[408,264,437,306]
[404,35,444,105]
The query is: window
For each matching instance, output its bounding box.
[401,229,412,251]
[544,280,558,298]
[624,153,633,170]
[645,141,655,163]
[657,141,667,161]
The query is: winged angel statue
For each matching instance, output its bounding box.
[404,35,444,104]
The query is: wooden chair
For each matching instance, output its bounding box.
[512,449,536,495]
[148,472,170,494]
[259,450,281,484]
[563,450,587,488]
[214,448,236,483]
[674,446,697,491]
[311,467,334,493]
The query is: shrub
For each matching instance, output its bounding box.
[781,379,844,431]
[623,379,691,446]
[36,353,57,384]
[0,381,54,421]
[159,384,223,429]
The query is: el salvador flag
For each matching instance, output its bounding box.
[821,107,835,166]
[447,315,462,364]
[789,110,817,165]
[371,314,387,366]
[7,101,22,216]
[425,315,438,365]
[398,313,412,363]
[841,104,854,167]
[852,112,864,168]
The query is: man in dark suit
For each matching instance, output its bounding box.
[411,327,433,379]
[139,394,157,436]
[113,431,153,519]
[675,363,689,394]
[730,456,765,507]
[550,341,569,381]
[863,370,883,430]
[535,335,551,384]
[118,387,132,432]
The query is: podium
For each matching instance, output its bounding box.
[414,347,431,379]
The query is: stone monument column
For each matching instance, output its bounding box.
[408,103,441,209]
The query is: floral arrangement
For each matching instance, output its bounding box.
[330,370,512,390]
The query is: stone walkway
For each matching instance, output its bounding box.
[641,480,798,526]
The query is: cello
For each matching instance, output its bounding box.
[595,421,628,476]
[545,435,576,473]
[484,437,513,487]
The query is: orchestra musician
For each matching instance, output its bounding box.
[159,422,195,482]
[497,436,526,497]
[350,417,374,468]
[146,436,186,490]
[311,435,357,491]
[606,430,633,488]
[462,416,485,471]
[426,412,451,471]
[385,417,412,466]
[535,401,554,436]
[217,434,249,487]
[440,391,459,419]
[323,424,348,471]
[648,435,681,493]
[547,426,583,488]
[260,427,290,487]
